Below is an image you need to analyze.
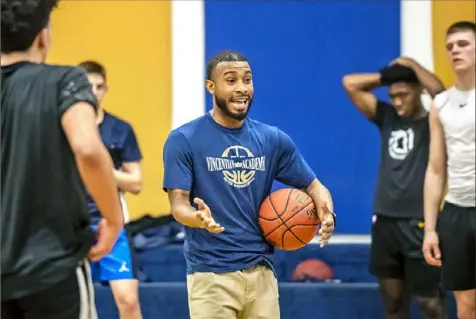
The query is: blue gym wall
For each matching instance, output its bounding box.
[205,1,401,234]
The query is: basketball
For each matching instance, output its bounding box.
[259,188,320,250]
[292,259,334,282]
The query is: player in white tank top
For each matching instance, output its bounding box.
[434,87,475,207]
[422,21,476,319]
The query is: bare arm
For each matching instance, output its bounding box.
[424,102,447,232]
[167,189,201,228]
[342,73,380,119]
[303,178,336,246]
[62,103,123,227]
[304,178,335,221]
[115,162,142,195]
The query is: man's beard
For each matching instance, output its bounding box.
[215,95,253,121]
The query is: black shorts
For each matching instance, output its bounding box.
[369,215,443,297]
[438,202,476,291]
[1,261,97,319]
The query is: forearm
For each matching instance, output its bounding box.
[305,179,334,218]
[113,169,142,194]
[409,62,445,97]
[343,73,381,92]
[424,168,446,231]
[171,203,200,228]
[76,148,123,226]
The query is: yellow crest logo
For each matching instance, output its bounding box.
[206,146,266,188]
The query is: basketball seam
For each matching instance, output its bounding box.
[281,224,307,249]
[260,199,314,222]
[264,189,312,249]
[262,200,315,237]
[269,188,293,218]
[261,193,315,237]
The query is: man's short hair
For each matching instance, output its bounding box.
[447,21,476,36]
[78,61,107,82]
[206,50,248,80]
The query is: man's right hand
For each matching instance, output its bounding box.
[389,56,416,68]
[88,218,122,262]
[194,198,225,233]
[422,230,442,267]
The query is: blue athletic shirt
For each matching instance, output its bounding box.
[87,112,142,224]
[163,112,316,274]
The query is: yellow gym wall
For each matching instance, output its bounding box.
[432,0,476,87]
[48,1,172,219]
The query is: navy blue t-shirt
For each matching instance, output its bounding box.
[163,113,316,274]
[87,112,142,223]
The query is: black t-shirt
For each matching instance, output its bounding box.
[1,62,97,300]
[372,101,429,219]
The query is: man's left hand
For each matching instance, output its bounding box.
[318,203,335,247]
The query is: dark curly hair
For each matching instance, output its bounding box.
[1,0,58,53]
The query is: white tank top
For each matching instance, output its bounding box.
[434,87,475,207]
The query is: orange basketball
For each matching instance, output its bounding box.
[292,259,334,282]
[259,188,320,250]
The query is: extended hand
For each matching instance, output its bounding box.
[194,198,225,233]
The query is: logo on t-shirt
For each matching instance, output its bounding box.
[206,145,266,188]
[388,128,415,160]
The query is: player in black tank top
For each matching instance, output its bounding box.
[343,58,447,319]
[1,1,123,318]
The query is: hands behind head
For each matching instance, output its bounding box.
[390,56,416,68]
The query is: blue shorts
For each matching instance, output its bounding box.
[90,227,136,283]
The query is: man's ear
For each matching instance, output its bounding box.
[205,80,215,95]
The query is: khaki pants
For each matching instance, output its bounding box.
[186,265,280,319]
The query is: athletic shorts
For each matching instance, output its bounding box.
[438,202,476,291]
[90,227,137,283]
[1,261,97,319]
[369,215,443,297]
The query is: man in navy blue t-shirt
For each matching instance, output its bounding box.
[163,51,336,319]
[79,61,143,319]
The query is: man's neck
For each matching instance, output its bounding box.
[210,108,244,129]
[410,104,428,120]
[455,68,475,91]
[1,51,42,66]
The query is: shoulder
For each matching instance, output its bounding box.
[375,99,398,125]
[172,114,208,140]
[246,118,294,147]
[44,63,81,74]
[376,100,396,113]
[4,63,85,84]
[39,64,88,82]
[104,112,134,131]
[247,118,281,137]
[165,115,208,152]
[433,88,453,110]
[40,65,91,97]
